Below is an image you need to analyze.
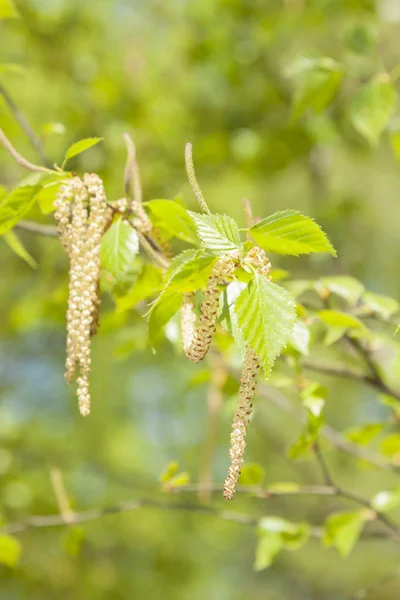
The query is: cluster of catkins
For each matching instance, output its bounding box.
[180,245,272,500]
[54,174,110,416]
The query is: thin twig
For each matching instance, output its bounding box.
[15,220,58,237]
[137,230,170,269]
[258,382,399,473]
[185,142,211,214]
[50,467,74,524]
[0,83,51,168]
[0,127,53,174]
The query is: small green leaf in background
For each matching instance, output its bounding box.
[62,137,103,167]
[235,273,297,375]
[255,517,309,570]
[0,185,41,236]
[160,461,180,482]
[372,488,400,512]
[317,276,365,305]
[289,410,324,460]
[35,178,71,214]
[362,291,400,320]
[349,74,396,145]
[116,264,163,312]
[0,0,19,19]
[100,219,139,281]
[3,230,37,268]
[160,461,190,488]
[346,423,384,446]
[0,535,21,567]
[249,210,336,256]
[188,212,242,253]
[323,510,369,557]
[42,122,66,137]
[301,382,326,417]
[289,320,310,355]
[380,434,400,463]
[163,250,216,294]
[239,463,265,486]
[148,290,182,346]
[318,310,363,329]
[286,55,343,121]
[145,199,198,243]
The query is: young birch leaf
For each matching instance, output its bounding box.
[100,219,139,281]
[188,211,242,253]
[148,290,182,346]
[0,0,19,19]
[116,264,163,312]
[249,210,336,256]
[3,230,37,268]
[145,199,198,243]
[254,533,282,571]
[323,510,368,557]
[63,137,103,166]
[0,535,21,567]
[0,185,41,235]
[349,75,396,145]
[316,276,365,305]
[235,273,297,375]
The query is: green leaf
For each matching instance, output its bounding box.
[235,273,297,375]
[254,532,282,571]
[100,219,139,281]
[145,199,198,243]
[0,535,21,567]
[323,510,368,557]
[239,463,265,486]
[346,423,384,446]
[188,211,242,253]
[289,320,310,355]
[372,489,400,512]
[63,137,103,166]
[160,461,180,482]
[318,310,364,329]
[267,482,301,494]
[249,210,336,256]
[0,185,41,235]
[349,74,396,145]
[219,281,247,357]
[3,230,37,269]
[163,250,216,294]
[289,411,324,460]
[380,434,400,461]
[116,264,163,312]
[0,0,19,19]
[287,56,343,121]
[35,180,65,214]
[148,290,182,346]
[362,292,400,320]
[317,276,365,305]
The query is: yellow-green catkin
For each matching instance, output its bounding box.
[223,348,260,500]
[181,253,240,362]
[54,174,109,416]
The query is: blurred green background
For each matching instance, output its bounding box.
[1,0,400,598]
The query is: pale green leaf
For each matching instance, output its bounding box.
[362,292,400,320]
[148,290,182,346]
[372,489,400,512]
[3,230,37,268]
[324,325,347,346]
[287,56,343,121]
[63,137,103,166]
[0,535,21,567]
[239,463,265,485]
[116,264,163,312]
[100,219,139,280]
[235,273,297,375]
[145,199,198,243]
[289,320,310,355]
[250,210,336,256]
[254,532,282,571]
[267,482,301,494]
[349,74,396,145]
[160,461,180,482]
[346,423,384,446]
[188,211,242,253]
[318,310,363,329]
[323,510,367,557]
[317,276,365,305]
[0,185,41,235]
[0,0,19,19]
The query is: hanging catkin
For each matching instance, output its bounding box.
[223,347,260,500]
[223,246,272,499]
[181,253,240,362]
[54,174,109,416]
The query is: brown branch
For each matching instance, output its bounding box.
[258,382,399,473]
[15,220,58,237]
[0,83,51,168]
[0,127,53,174]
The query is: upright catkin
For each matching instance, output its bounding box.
[181,253,240,362]
[54,174,109,416]
[223,348,260,500]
